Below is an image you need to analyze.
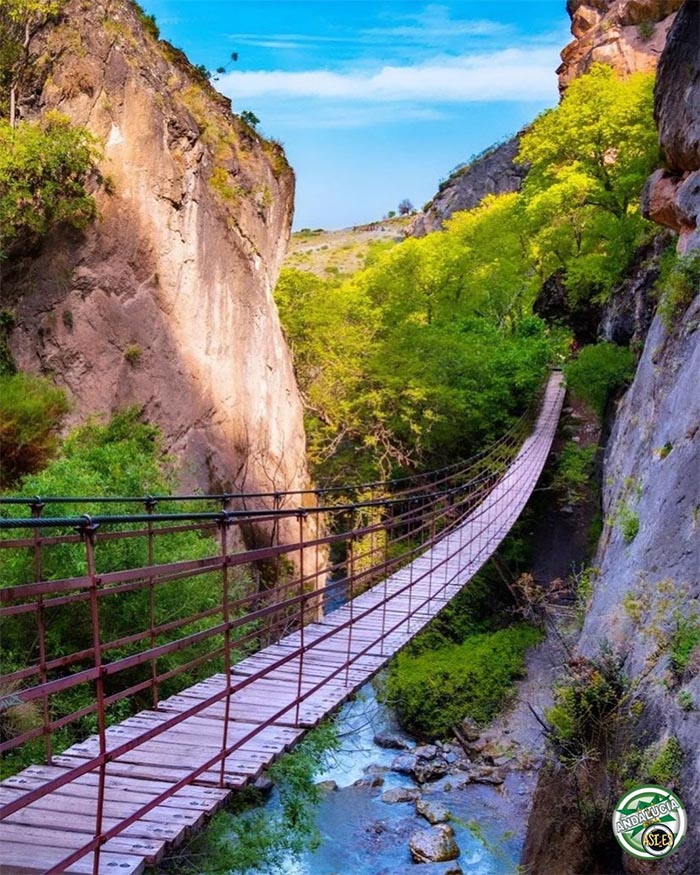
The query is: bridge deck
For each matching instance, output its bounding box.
[0,374,564,875]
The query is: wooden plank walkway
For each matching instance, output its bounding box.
[0,373,564,875]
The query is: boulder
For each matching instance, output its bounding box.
[416,797,451,824]
[353,774,384,789]
[373,731,412,750]
[315,780,338,793]
[409,824,460,863]
[380,786,420,804]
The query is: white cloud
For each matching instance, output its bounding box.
[218,47,560,104]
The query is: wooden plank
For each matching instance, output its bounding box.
[0,822,165,865]
[0,841,144,875]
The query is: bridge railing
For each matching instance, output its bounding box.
[0,375,565,875]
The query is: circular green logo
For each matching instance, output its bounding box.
[612,785,686,859]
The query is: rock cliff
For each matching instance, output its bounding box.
[407,136,527,237]
[642,0,700,254]
[2,0,311,516]
[523,4,700,872]
[557,0,683,91]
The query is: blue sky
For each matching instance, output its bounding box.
[141,1,571,229]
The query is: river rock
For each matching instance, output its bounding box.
[380,786,420,804]
[373,731,411,750]
[413,756,449,784]
[409,824,460,863]
[354,774,384,789]
[416,798,450,824]
[414,744,439,759]
[459,716,481,742]
[315,780,338,793]
[391,753,418,775]
[469,765,506,785]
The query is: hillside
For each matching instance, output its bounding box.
[284,216,411,278]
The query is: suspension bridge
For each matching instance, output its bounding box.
[0,372,564,875]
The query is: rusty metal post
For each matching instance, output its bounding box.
[80,517,107,875]
[406,499,415,634]
[30,498,52,765]
[218,515,233,788]
[294,511,306,725]
[380,502,390,656]
[145,497,158,708]
[344,531,356,686]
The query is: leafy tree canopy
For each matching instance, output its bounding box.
[0,113,97,260]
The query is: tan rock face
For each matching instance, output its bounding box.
[642,0,700,254]
[3,0,312,525]
[558,0,683,91]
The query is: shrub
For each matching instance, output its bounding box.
[124,343,141,365]
[0,373,70,487]
[656,251,700,327]
[669,613,700,679]
[384,624,542,739]
[545,650,628,760]
[637,20,655,40]
[565,343,635,418]
[615,502,640,543]
[646,737,683,786]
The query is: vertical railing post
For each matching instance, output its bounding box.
[30,498,52,765]
[218,513,233,788]
[79,516,107,875]
[294,511,306,725]
[145,497,158,708]
[344,530,356,686]
[380,500,390,656]
[406,499,415,634]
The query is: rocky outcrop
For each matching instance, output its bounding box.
[523,5,700,871]
[407,136,526,237]
[598,231,672,345]
[558,0,683,92]
[2,1,312,532]
[642,0,700,253]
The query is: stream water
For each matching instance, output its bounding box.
[240,683,522,875]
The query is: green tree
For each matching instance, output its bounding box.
[518,64,658,303]
[0,113,97,266]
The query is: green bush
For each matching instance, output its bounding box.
[657,250,700,327]
[0,114,97,260]
[554,443,597,506]
[565,343,635,418]
[615,502,640,543]
[545,650,627,760]
[669,613,700,678]
[646,737,684,786]
[384,624,542,739]
[0,372,70,487]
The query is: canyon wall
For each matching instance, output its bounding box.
[523,4,700,872]
[407,136,526,237]
[558,0,683,91]
[3,0,311,517]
